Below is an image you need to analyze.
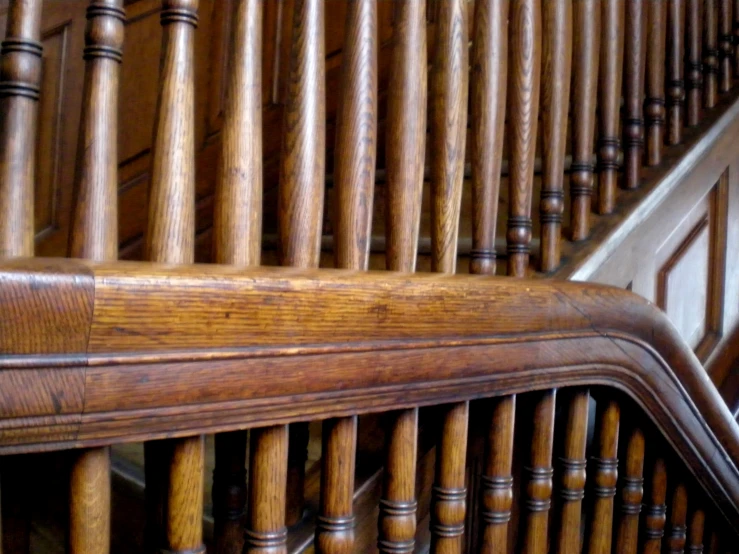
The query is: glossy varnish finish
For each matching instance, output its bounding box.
[623,0,648,189]
[645,0,667,166]
[686,0,704,126]
[704,0,719,108]
[718,0,733,91]
[641,456,668,554]
[666,0,686,145]
[614,422,645,554]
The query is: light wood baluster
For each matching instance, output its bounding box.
[570,0,601,241]
[143,2,203,553]
[645,0,667,166]
[554,390,590,554]
[665,478,688,554]
[719,0,734,89]
[597,0,624,214]
[640,456,668,554]
[586,399,620,554]
[379,2,426,552]
[67,2,125,552]
[539,0,571,270]
[614,424,645,554]
[623,0,648,189]
[686,0,704,126]
[470,0,508,276]
[686,505,705,553]
[667,0,687,144]
[211,1,263,552]
[704,0,719,107]
[317,0,377,552]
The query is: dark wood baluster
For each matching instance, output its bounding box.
[597,0,625,215]
[479,397,515,554]
[719,0,733,90]
[665,478,688,554]
[554,390,589,554]
[379,1,426,552]
[686,0,704,126]
[318,0,377,552]
[734,0,739,74]
[645,0,667,166]
[614,424,645,554]
[67,2,125,552]
[640,456,667,554]
[211,1,263,551]
[507,0,541,276]
[245,426,289,554]
[667,0,687,145]
[686,505,705,553]
[470,0,508,276]
[521,391,556,554]
[586,399,620,554]
[143,2,203,553]
[704,0,719,108]
[539,0,571,270]
[623,0,648,189]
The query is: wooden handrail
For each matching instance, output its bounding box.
[1,257,739,530]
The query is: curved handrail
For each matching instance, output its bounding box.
[1,257,738,530]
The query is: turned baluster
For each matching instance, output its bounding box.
[686,505,705,553]
[554,390,589,554]
[614,423,645,554]
[719,0,733,90]
[68,2,125,552]
[734,0,739,74]
[539,0,571,270]
[667,0,687,144]
[598,0,624,214]
[586,399,620,554]
[686,0,704,126]
[143,2,203,553]
[317,0,377,552]
[379,1,426,552]
[640,456,668,554]
[623,0,648,189]
[507,0,541,276]
[645,0,667,166]
[704,0,719,107]
[470,0,508,276]
[665,478,688,554]
[211,1,263,552]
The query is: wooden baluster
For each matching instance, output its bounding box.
[645,0,667,166]
[597,0,624,215]
[67,2,125,552]
[734,0,739,75]
[379,2,426,551]
[245,426,289,554]
[211,2,263,552]
[143,2,203,553]
[507,0,541,276]
[704,0,719,108]
[665,478,688,554]
[586,399,620,554]
[539,0,571,270]
[667,0,686,145]
[470,0,508,276]
[429,2,469,552]
[686,505,705,553]
[686,0,704,126]
[317,0,377,552]
[640,456,667,554]
[570,0,601,241]
[623,0,648,189]
[521,391,556,554]
[719,0,733,90]
[614,424,645,554]
[554,390,589,554]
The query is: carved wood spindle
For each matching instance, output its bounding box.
[143,2,203,553]
[719,0,734,90]
[67,1,125,552]
[211,1,263,552]
[570,0,601,241]
[554,390,590,554]
[686,0,704,126]
[470,0,508,276]
[614,424,645,554]
[507,0,541,276]
[318,0,377,551]
[686,505,705,553]
[586,399,620,554]
[667,0,687,145]
[521,391,556,554]
[734,0,739,75]
[665,478,688,554]
[623,0,648,189]
[640,456,668,554]
[645,0,667,166]
[539,0,572,270]
[704,0,719,108]
[379,2,426,551]
[597,0,625,215]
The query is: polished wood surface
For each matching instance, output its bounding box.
[646,0,667,166]
[705,0,720,108]
[623,0,648,189]
[614,422,645,554]
[666,0,686,145]
[686,0,704,126]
